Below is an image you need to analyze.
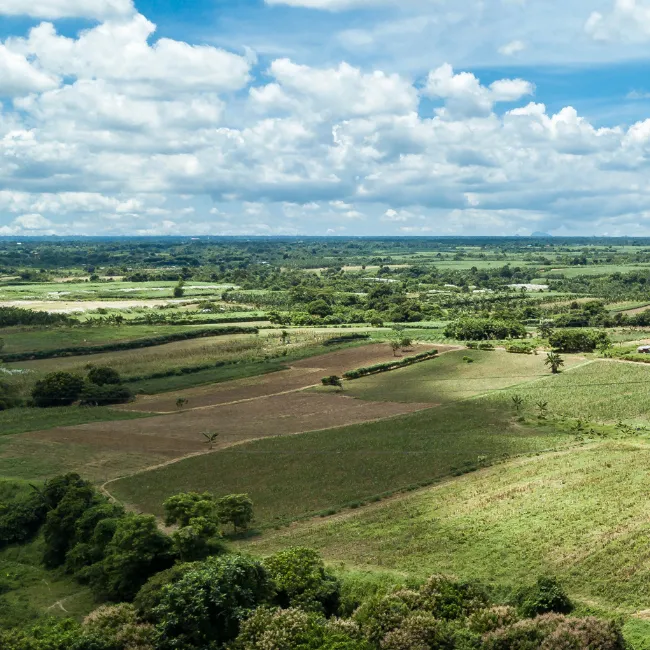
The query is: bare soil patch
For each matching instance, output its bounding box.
[121,342,447,413]
[0,299,187,313]
[26,392,433,458]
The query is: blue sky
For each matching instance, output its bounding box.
[3,0,650,236]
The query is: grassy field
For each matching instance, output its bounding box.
[335,349,586,404]
[0,323,257,354]
[487,359,650,423]
[0,405,149,436]
[0,280,233,302]
[0,535,95,627]
[243,438,650,614]
[5,330,329,379]
[108,399,571,528]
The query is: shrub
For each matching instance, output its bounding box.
[263,547,341,616]
[32,372,85,407]
[321,376,343,388]
[515,577,573,618]
[381,612,456,650]
[216,494,254,533]
[134,564,193,622]
[506,342,536,355]
[418,575,490,620]
[467,606,520,634]
[444,318,526,341]
[548,329,610,353]
[152,555,273,650]
[79,383,134,406]
[87,367,122,386]
[0,493,47,549]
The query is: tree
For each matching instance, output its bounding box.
[511,395,524,413]
[538,319,554,339]
[321,375,343,388]
[32,372,85,407]
[216,494,254,533]
[152,555,272,650]
[390,340,402,356]
[173,279,185,299]
[545,352,564,374]
[307,299,333,318]
[172,516,224,562]
[536,401,549,419]
[89,514,175,602]
[263,547,341,615]
[201,431,219,450]
[163,492,217,528]
[176,397,188,409]
[79,383,133,406]
[86,366,122,386]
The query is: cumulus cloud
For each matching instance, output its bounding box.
[424,64,534,117]
[0,44,59,96]
[0,0,135,20]
[4,6,650,236]
[586,0,650,42]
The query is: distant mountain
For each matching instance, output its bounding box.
[531,231,553,238]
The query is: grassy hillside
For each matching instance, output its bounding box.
[108,399,572,527]
[488,359,650,423]
[336,349,587,404]
[243,439,650,613]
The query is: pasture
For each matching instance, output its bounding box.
[336,348,587,404]
[243,439,650,614]
[108,398,569,527]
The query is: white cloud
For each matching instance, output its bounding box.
[424,64,534,117]
[7,15,251,96]
[498,40,526,56]
[0,44,59,96]
[265,0,386,9]
[0,0,135,20]
[586,0,650,42]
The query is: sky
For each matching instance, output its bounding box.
[3,1,650,236]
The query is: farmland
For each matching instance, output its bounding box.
[6,237,650,646]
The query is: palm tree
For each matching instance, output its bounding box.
[202,432,219,450]
[536,400,549,419]
[512,395,524,413]
[545,352,564,374]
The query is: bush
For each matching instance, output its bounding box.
[79,383,134,406]
[152,555,273,649]
[343,350,438,380]
[548,329,610,353]
[515,576,573,618]
[506,342,536,355]
[32,372,85,407]
[87,367,122,386]
[0,493,47,549]
[321,376,343,388]
[263,547,341,616]
[444,318,527,341]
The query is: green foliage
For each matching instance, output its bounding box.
[506,342,536,355]
[86,367,122,386]
[151,555,272,649]
[163,492,217,527]
[545,352,564,374]
[1,327,258,364]
[515,576,573,618]
[444,318,527,341]
[43,482,98,568]
[0,306,72,328]
[0,491,47,549]
[134,564,193,622]
[321,375,343,388]
[343,350,438,380]
[548,329,610,353]
[216,494,254,533]
[307,299,333,318]
[32,372,85,408]
[263,547,341,615]
[88,514,175,602]
[79,383,134,406]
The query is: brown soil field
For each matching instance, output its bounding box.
[0,299,188,313]
[121,343,451,413]
[17,344,448,482]
[25,393,433,464]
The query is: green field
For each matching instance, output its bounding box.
[336,349,587,404]
[488,359,650,423]
[0,405,149,436]
[108,399,571,528]
[243,439,650,614]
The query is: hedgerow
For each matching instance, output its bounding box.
[343,350,438,380]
